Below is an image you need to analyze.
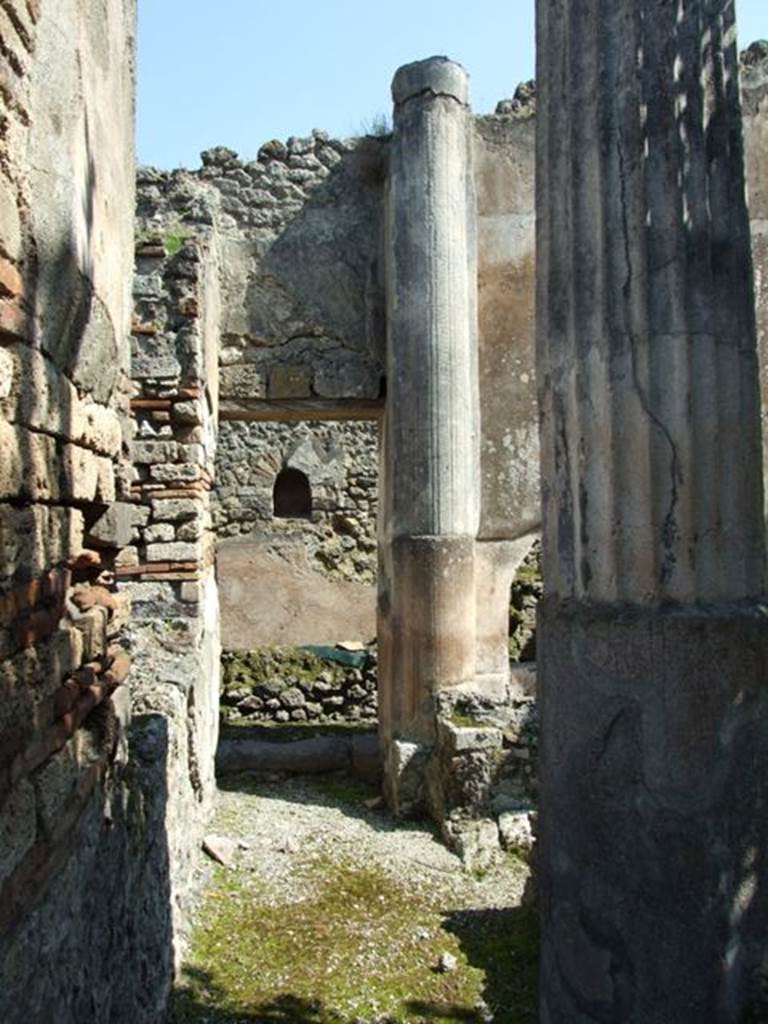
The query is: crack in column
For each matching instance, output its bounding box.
[616,133,682,588]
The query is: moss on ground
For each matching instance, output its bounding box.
[170,779,538,1024]
[171,859,537,1024]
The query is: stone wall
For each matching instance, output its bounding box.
[472,101,540,702]
[213,418,378,582]
[135,133,387,637]
[129,47,768,876]
[119,224,221,968]
[4,15,767,1016]
[535,13,768,1017]
[136,133,387,419]
[0,2,180,1021]
[475,96,538,543]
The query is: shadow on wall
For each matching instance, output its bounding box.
[233,136,388,395]
[115,712,176,1017]
[643,7,768,1016]
[726,677,768,1019]
[0,710,176,1022]
[1,106,181,1015]
[35,109,121,401]
[84,711,177,1022]
[3,106,117,591]
[42,111,97,372]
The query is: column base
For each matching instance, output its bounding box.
[381,687,539,872]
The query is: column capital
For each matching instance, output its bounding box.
[391,57,469,107]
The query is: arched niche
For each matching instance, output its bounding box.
[273,467,312,518]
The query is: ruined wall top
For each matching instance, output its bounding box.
[136,129,387,415]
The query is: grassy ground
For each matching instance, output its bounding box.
[170,776,538,1024]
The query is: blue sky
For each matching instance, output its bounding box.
[137,1,766,169]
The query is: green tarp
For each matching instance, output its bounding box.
[301,645,371,669]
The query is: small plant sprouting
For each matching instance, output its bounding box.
[164,231,187,256]
[358,112,392,138]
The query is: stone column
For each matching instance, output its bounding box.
[536,2,768,1020]
[379,57,480,812]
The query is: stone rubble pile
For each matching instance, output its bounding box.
[427,691,538,870]
[507,543,541,663]
[495,79,537,117]
[221,645,378,724]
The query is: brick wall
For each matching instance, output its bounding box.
[0,3,186,1020]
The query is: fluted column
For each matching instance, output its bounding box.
[536,1,768,1019]
[378,57,480,810]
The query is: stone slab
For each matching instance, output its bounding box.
[216,734,352,775]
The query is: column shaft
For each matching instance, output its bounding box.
[378,57,479,787]
[536,1,768,1019]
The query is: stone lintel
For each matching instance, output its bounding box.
[218,398,384,423]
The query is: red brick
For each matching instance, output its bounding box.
[113,561,199,580]
[0,295,28,340]
[12,606,60,649]
[0,568,70,625]
[68,549,102,570]
[114,561,171,578]
[52,681,80,718]
[135,244,165,259]
[106,650,131,684]
[138,571,200,582]
[131,319,159,335]
[0,257,23,297]
[70,585,118,614]
[130,398,172,411]
[70,664,99,689]
[140,486,207,499]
